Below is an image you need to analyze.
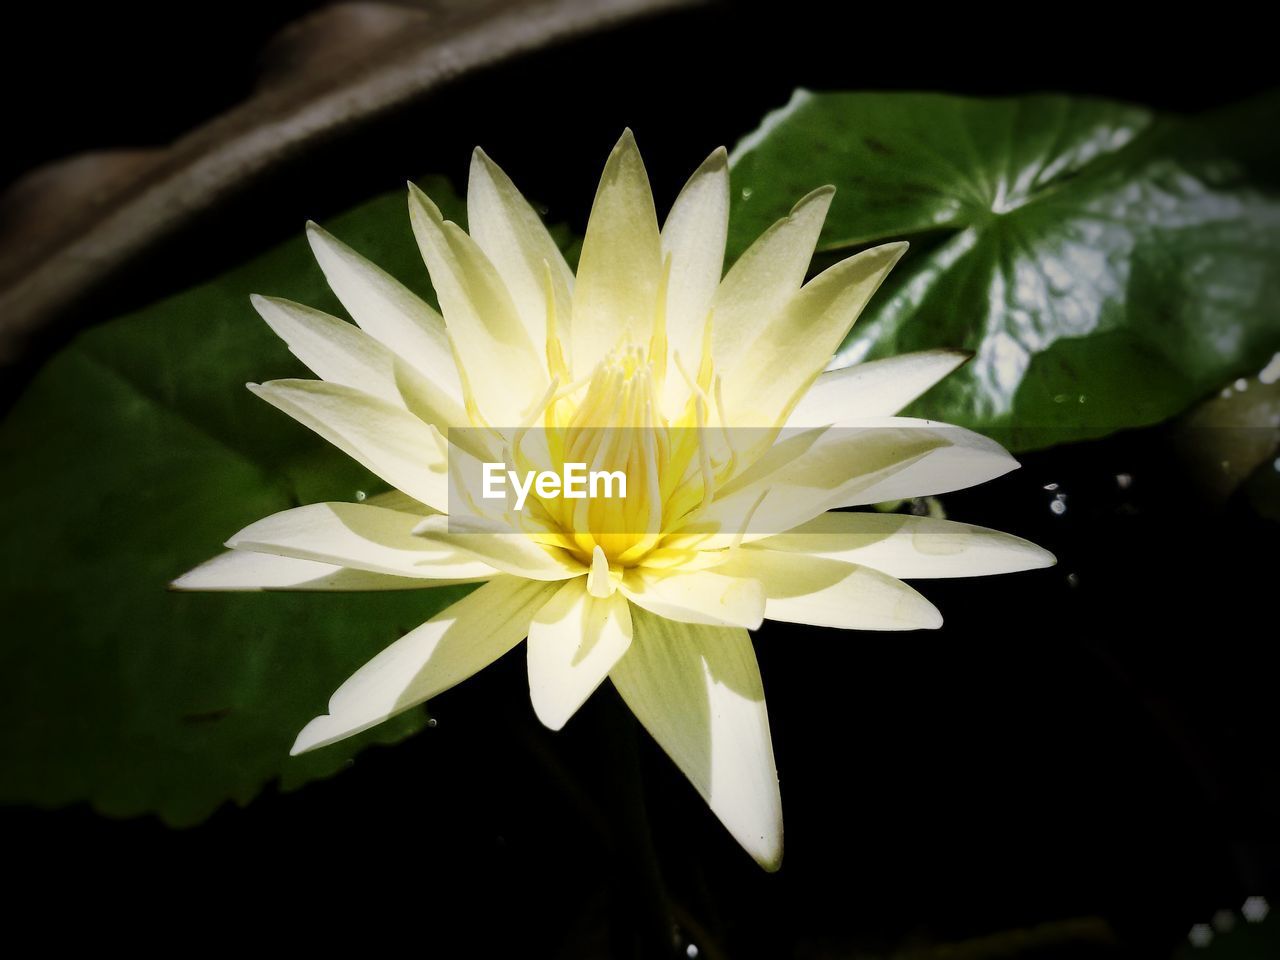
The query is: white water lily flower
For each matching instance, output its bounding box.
[174,131,1054,870]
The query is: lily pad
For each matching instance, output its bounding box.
[0,179,472,825]
[728,91,1280,449]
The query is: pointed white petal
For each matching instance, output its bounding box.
[251,295,401,404]
[661,146,729,410]
[412,514,585,581]
[695,417,1019,538]
[225,501,497,580]
[408,183,547,424]
[527,579,632,730]
[305,222,462,406]
[467,147,574,352]
[171,550,432,591]
[250,379,449,511]
[610,608,782,870]
[620,567,765,629]
[757,512,1056,578]
[586,544,616,598]
[712,186,833,377]
[787,349,970,427]
[292,576,553,754]
[721,242,908,428]
[721,549,941,630]
[571,129,662,376]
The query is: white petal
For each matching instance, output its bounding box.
[757,512,1056,578]
[660,147,728,412]
[305,221,462,407]
[610,608,782,870]
[171,550,431,591]
[250,379,449,511]
[721,549,941,630]
[527,579,632,730]
[292,576,553,754]
[408,184,548,425]
[251,295,401,405]
[712,186,833,378]
[620,567,765,629]
[786,349,971,427]
[412,514,585,581]
[571,129,662,377]
[225,501,497,580]
[721,242,908,428]
[695,417,1019,538]
[467,147,574,352]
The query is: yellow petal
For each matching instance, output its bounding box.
[712,186,833,377]
[467,147,574,353]
[660,146,728,413]
[721,241,908,428]
[571,129,662,376]
[610,608,782,870]
[408,183,547,425]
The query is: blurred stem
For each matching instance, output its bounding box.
[598,689,675,959]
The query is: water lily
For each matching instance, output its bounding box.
[174,131,1053,870]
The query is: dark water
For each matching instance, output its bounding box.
[2,4,1277,957]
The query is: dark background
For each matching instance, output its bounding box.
[2,3,1276,956]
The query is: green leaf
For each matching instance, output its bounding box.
[728,91,1280,449]
[0,178,474,825]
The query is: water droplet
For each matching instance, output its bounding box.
[1043,482,1060,491]
[1234,377,1249,392]
[1188,923,1213,948]
[1260,352,1280,385]
[1053,393,1069,404]
[426,718,438,728]
[1078,394,1087,404]
[686,946,700,959]
[1116,473,1133,489]
[1067,572,1080,588]
[355,490,368,502]
[1243,895,1269,922]
[1050,499,1067,515]
[741,187,754,201]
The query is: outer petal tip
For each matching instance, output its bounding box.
[406,181,440,216]
[794,184,836,212]
[756,837,784,873]
[1031,545,1058,569]
[289,717,328,756]
[530,697,569,733]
